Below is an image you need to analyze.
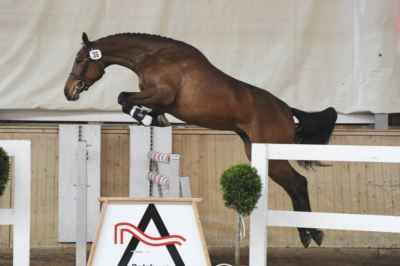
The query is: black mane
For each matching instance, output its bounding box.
[97,32,181,44]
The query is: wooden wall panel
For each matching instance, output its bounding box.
[0,131,13,247]
[172,130,248,247]
[100,127,129,197]
[0,125,399,249]
[0,127,60,248]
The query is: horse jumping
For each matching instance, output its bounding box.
[64,32,337,248]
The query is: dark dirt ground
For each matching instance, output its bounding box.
[1,247,400,266]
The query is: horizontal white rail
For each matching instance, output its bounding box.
[267,210,400,233]
[0,209,14,224]
[250,143,400,266]
[260,143,400,163]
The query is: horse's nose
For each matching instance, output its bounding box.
[64,90,72,101]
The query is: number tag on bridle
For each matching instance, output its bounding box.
[89,49,102,60]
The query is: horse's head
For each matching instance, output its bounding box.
[64,32,105,101]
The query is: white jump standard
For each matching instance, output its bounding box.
[0,141,31,266]
[250,143,400,266]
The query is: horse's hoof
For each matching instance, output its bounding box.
[156,114,171,127]
[311,229,325,246]
[299,230,312,248]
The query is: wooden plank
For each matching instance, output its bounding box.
[101,130,129,197]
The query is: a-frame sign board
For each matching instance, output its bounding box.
[88,198,211,266]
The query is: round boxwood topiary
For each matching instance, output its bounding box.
[0,147,10,196]
[220,163,262,217]
[220,163,262,266]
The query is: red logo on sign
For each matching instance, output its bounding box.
[114,222,186,247]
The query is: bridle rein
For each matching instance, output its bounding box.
[69,48,105,99]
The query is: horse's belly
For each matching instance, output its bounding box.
[169,108,237,131]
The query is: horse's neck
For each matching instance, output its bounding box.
[99,37,156,72]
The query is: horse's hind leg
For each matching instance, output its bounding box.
[269,160,324,248]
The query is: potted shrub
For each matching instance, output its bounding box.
[220,164,262,266]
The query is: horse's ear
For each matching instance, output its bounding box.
[82,32,91,47]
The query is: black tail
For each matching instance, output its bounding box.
[291,107,337,170]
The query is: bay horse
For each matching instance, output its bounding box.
[64,32,337,248]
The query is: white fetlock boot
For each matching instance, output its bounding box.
[129,106,153,126]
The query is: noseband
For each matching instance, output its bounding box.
[69,49,105,98]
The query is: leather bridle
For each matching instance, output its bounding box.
[69,49,105,99]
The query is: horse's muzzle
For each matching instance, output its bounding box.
[64,79,86,101]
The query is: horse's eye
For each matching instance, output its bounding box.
[76,58,83,63]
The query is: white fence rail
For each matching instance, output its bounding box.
[250,143,400,266]
[0,140,31,266]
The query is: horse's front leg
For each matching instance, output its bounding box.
[117,90,171,127]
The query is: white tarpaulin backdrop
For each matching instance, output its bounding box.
[1,0,399,114]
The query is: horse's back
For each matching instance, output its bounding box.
[140,41,296,142]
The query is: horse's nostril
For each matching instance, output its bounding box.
[64,90,72,101]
